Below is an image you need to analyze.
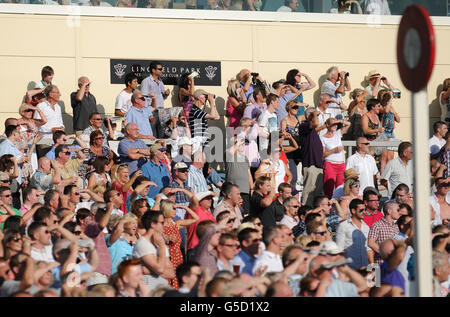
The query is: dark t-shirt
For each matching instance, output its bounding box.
[260,198,285,229]
[249,192,265,218]
[298,120,324,168]
[71,92,98,131]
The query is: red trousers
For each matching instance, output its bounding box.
[323,161,345,199]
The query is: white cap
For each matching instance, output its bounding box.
[320,241,344,255]
[195,191,215,202]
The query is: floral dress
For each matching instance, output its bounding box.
[163,220,183,289]
[17,123,38,180]
[181,95,195,121]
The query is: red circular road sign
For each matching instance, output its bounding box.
[397,5,435,92]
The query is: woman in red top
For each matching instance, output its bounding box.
[112,164,142,214]
[161,200,199,289]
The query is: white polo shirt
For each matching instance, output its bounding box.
[429,135,446,155]
[346,151,379,195]
[34,100,64,139]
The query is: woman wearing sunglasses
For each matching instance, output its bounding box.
[338,178,362,219]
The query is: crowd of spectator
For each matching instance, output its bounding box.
[0,63,448,298]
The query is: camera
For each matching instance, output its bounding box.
[392,89,401,99]
[337,72,350,80]
[204,94,216,100]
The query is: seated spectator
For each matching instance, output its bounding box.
[243,0,263,11]
[280,196,300,230]
[277,0,299,12]
[362,188,384,228]
[125,175,157,212]
[282,244,311,297]
[125,92,156,140]
[115,72,138,117]
[0,125,29,186]
[330,0,362,14]
[71,76,99,136]
[214,183,243,229]
[378,239,407,295]
[252,226,285,276]
[116,258,149,297]
[87,156,112,193]
[429,121,448,156]
[226,80,247,130]
[321,66,351,120]
[232,228,261,275]
[432,251,450,297]
[364,0,391,15]
[381,142,413,198]
[132,210,175,289]
[141,143,171,199]
[430,178,450,227]
[45,131,85,161]
[249,176,276,220]
[28,222,55,263]
[112,164,141,214]
[187,151,209,194]
[82,112,113,147]
[255,144,292,192]
[118,123,151,176]
[52,144,85,188]
[164,113,191,141]
[216,233,240,272]
[306,219,331,244]
[292,205,313,238]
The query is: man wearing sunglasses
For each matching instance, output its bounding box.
[81,112,112,147]
[125,92,156,140]
[29,221,55,263]
[346,137,380,195]
[0,187,22,228]
[141,61,170,138]
[53,144,84,188]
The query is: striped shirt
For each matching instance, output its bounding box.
[187,165,208,194]
[189,105,209,146]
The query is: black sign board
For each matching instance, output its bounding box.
[110,59,221,86]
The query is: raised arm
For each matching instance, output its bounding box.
[174,205,200,228]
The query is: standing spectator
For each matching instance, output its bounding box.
[177,73,195,120]
[243,88,266,122]
[214,183,243,229]
[255,144,292,194]
[112,164,141,214]
[280,196,300,230]
[132,210,175,289]
[232,228,261,275]
[362,188,384,228]
[315,94,334,136]
[321,117,350,199]
[82,112,113,147]
[364,0,391,15]
[116,258,149,297]
[345,88,368,140]
[187,151,209,194]
[368,201,400,264]
[35,66,56,89]
[225,137,254,216]
[361,98,384,141]
[19,186,40,216]
[321,66,351,120]
[141,61,170,138]
[346,137,379,195]
[115,73,138,117]
[256,183,292,229]
[272,80,301,129]
[238,69,268,102]
[285,68,316,110]
[118,123,151,176]
[125,92,156,140]
[161,200,199,289]
[299,107,324,206]
[237,118,260,176]
[141,143,171,199]
[252,226,285,276]
[439,78,450,123]
[258,93,279,157]
[226,80,247,130]
[71,76,99,136]
[186,191,217,252]
[29,222,55,263]
[378,89,400,172]
[364,70,395,101]
[83,202,115,287]
[188,90,220,149]
[381,142,413,198]
[432,251,450,297]
[34,85,65,141]
[249,176,276,220]
[336,198,370,270]
[429,121,448,156]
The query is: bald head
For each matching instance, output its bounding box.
[379,239,395,260]
[38,157,52,174]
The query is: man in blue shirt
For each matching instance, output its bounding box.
[0,125,27,185]
[118,123,151,176]
[125,92,155,140]
[141,143,171,199]
[232,228,261,276]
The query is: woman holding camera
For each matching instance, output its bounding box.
[226,80,248,130]
[321,117,350,199]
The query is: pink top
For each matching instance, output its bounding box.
[186,206,216,251]
[226,97,243,130]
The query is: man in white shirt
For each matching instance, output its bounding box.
[34,85,65,140]
[258,93,279,156]
[115,73,138,117]
[277,0,299,12]
[252,225,285,275]
[346,137,379,195]
[381,142,413,198]
[429,121,448,156]
[336,198,370,270]
[29,222,55,263]
[280,197,300,230]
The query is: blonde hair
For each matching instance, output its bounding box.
[113,164,129,183]
[227,80,240,99]
[344,178,360,196]
[295,235,313,247]
[122,213,138,231]
[160,199,175,219]
[285,100,297,112]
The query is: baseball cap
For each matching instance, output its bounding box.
[150,143,167,152]
[193,89,210,99]
[174,162,189,170]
